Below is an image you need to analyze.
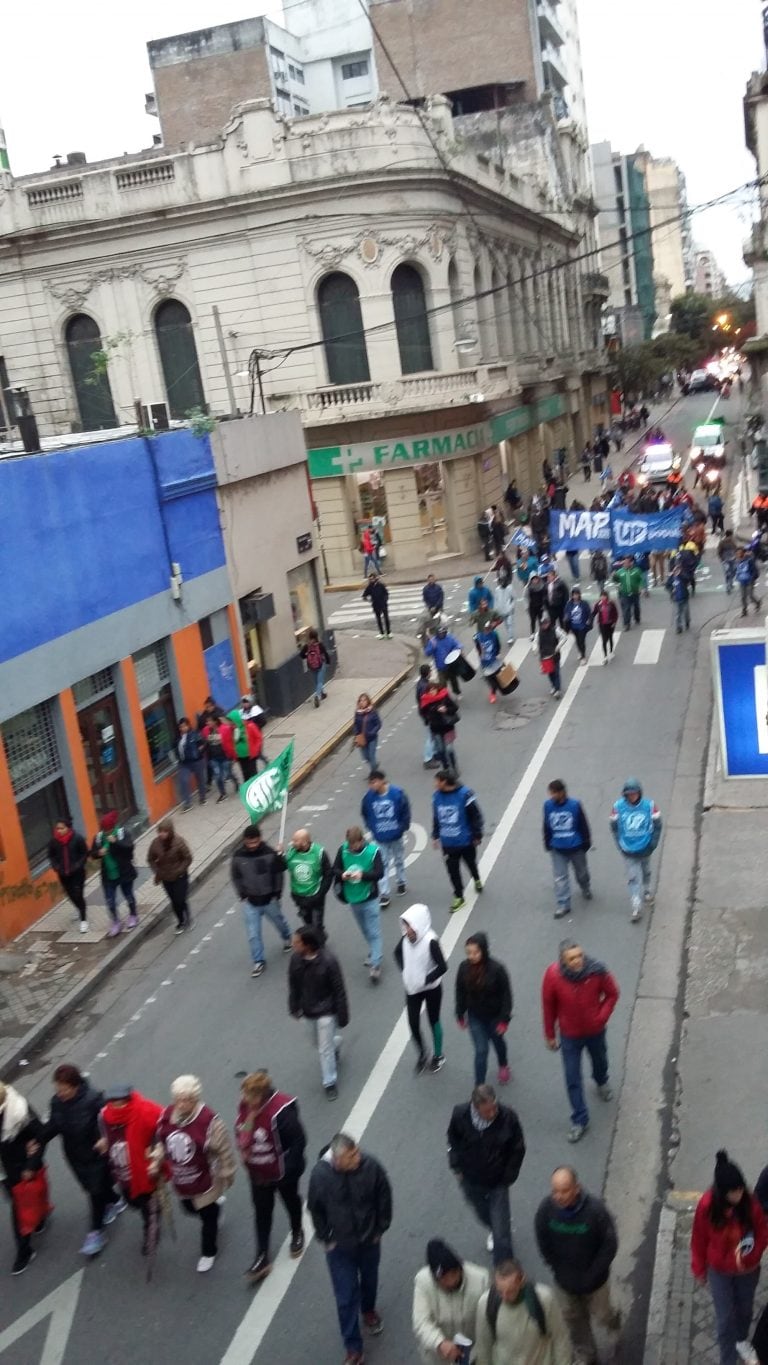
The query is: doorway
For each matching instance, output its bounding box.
[415,462,448,555]
[78,695,136,822]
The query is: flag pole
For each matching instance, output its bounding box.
[278,788,289,846]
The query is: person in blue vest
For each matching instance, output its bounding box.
[665,562,691,634]
[609,778,662,922]
[361,771,411,909]
[474,620,504,703]
[468,576,494,621]
[735,546,763,618]
[562,588,593,665]
[424,624,464,696]
[432,770,484,913]
[542,780,593,919]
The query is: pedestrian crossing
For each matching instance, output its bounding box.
[327,582,465,629]
[486,625,685,675]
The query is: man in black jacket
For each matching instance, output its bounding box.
[546,569,569,627]
[231,825,292,977]
[455,933,513,1086]
[42,1063,123,1256]
[534,1165,620,1363]
[447,1085,525,1264]
[289,928,349,1101]
[308,1133,393,1364]
[362,574,391,638]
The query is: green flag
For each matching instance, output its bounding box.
[239,741,295,824]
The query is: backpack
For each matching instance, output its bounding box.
[306,639,323,670]
[486,1283,548,1341]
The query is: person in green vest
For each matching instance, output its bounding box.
[332,826,384,983]
[611,556,644,631]
[278,829,333,943]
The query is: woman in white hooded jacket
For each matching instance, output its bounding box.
[394,904,448,1075]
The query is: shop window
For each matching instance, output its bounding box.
[154,299,205,419]
[342,59,369,79]
[317,272,370,385]
[133,641,177,776]
[65,314,117,432]
[287,562,320,639]
[2,702,70,866]
[72,668,115,708]
[199,616,214,651]
[391,264,434,375]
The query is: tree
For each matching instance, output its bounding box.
[669,293,711,344]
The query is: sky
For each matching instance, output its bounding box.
[0,0,762,286]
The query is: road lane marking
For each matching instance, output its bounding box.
[633,629,666,665]
[218,633,594,1365]
[0,1268,84,1365]
[588,629,622,664]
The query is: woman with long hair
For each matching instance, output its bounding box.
[691,1149,768,1365]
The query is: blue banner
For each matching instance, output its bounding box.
[548,507,685,554]
[204,639,240,712]
[508,527,537,549]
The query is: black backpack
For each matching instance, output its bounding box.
[486,1283,548,1340]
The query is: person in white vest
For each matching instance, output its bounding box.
[151,1075,235,1273]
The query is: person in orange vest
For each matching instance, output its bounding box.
[750,493,768,531]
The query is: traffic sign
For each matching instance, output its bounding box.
[711,627,768,778]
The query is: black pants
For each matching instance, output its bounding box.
[240,756,257,781]
[444,844,480,896]
[59,870,87,919]
[163,874,190,927]
[248,1170,302,1258]
[75,1164,119,1231]
[4,1185,31,1256]
[573,629,588,660]
[374,606,391,635]
[528,605,542,633]
[181,1198,219,1257]
[294,896,326,942]
[406,985,442,1055]
[599,624,615,657]
[711,513,725,534]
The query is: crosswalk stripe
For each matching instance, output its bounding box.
[633,629,666,665]
[588,630,622,664]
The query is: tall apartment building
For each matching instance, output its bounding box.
[632,150,692,331]
[693,247,727,298]
[591,141,657,343]
[744,66,768,413]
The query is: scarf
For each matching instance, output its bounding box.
[54,827,74,844]
[101,1092,163,1199]
[470,1103,494,1132]
[0,1086,30,1142]
[559,953,606,983]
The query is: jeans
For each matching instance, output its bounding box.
[572,629,588,660]
[312,664,326,700]
[501,611,516,643]
[422,729,436,763]
[379,837,406,896]
[555,1279,621,1362]
[181,1199,220,1257]
[163,875,190,927]
[673,597,690,631]
[459,1181,513,1263]
[361,739,378,771]
[467,1013,508,1085]
[444,844,480,897]
[249,1170,303,1259]
[309,1014,339,1087]
[178,759,207,807]
[349,897,382,969]
[103,878,136,921]
[326,1243,381,1355]
[550,848,591,913]
[433,734,458,774]
[59,870,87,920]
[549,659,562,693]
[242,898,292,964]
[740,580,761,613]
[619,592,641,627]
[723,559,736,594]
[622,852,652,915]
[560,1030,609,1128]
[210,755,234,797]
[566,550,581,580]
[363,551,381,575]
[707,1267,760,1365]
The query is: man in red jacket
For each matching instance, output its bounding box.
[542,939,619,1144]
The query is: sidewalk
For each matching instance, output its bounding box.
[0,632,417,1077]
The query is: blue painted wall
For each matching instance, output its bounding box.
[0,429,225,665]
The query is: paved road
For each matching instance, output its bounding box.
[0,390,740,1365]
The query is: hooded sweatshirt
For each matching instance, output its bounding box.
[412,1258,489,1363]
[455,933,513,1023]
[393,905,447,996]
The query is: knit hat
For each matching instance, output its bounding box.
[714,1149,746,1195]
[622,777,642,796]
[100,811,118,832]
[426,1239,463,1279]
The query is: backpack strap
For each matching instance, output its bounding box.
[485,1286,502,1340]
[486,1283,548,1340]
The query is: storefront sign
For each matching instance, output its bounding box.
[307,395,569,479]
[296,532,313,553]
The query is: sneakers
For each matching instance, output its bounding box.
[11,1249,36,1275]
[450,896,465,912]
[369,966,381,984]
[174,925,185,936]
[498,1065,511,1085]
[289,1230,305,1258]
[103,1197,127,1224]
[107,922,122,938]
[216,793,227,803]
[488,693,496,704]
[282,940,293,953]
[554,906,570,919]
[551,689,561,699]
[125,915,138,930]
[363,1310,383,1335]
[568,1123,588,1143]
[379,895,391,909]
[474,879,483,893]
[324,1084,338,1101]
[344,1354,365,1365]
[397,882,407,895]
[79,920,89,933]
[644,890,655,905]
[251,963,265,977]
[244,1254,272,1283]
[631,906,642,923]
[376,632,385,639]
[582,887,593,900]
[428,1055,445,1074]
[80,1230,106,1257]
[597,1083,613,1102]
[197,1255,216,1273]
[313,695,320,708]
[414,1053,428,1076]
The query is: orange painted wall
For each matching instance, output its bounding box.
[0,727,60,942]
[172,623,211,721]
[227,603,250,695]
[60,688,98,837]
[120,656,177,827]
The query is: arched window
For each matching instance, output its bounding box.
[317,273,370,385]
[391,263,434,374]
[65,314,117,431]
[155,299,205,419]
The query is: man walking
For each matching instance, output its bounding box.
[717,529,738,594]
[308,1133,392,1365]
[447,1084,525,1261]
[176,717,207,808]
[432,770,484,912]
[475,1259,572,1365]
[362,574,391,638]
[361,770,411,907]
[545,569,569,627]
[613,556,643,630]
[333,826,384,983]
[666,562,691,634]
[289,927,349,1101]
[735,547,763,618]
[542,940,619,1143]
[535,1166,621,1365]
[610,777,662,922]
[231,825,292,977]
[279,828,333,942]
[542,780,592,920]
[147,818,193,934]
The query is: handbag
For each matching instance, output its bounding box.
[540,656,556,676]
[495,663,519,694]
[354,733,367,748]
[11,1169,53,1237]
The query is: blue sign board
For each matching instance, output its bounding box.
[549,507,684,553]
[712,630,768,778]
[204,639,240,713]
[548,509,611,551]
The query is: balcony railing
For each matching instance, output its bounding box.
[266,364,519,421]
[582,270,610,299]
[537,0,565,48]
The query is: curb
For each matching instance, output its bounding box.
[0,657,416,1080]
[642,1204,677,1365]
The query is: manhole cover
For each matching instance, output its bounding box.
[495,698,547,728]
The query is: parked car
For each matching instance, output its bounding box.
[683,368,718,395]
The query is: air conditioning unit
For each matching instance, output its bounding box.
[240,592,276,627]
[274,67,287,82]
[139,402,170,432]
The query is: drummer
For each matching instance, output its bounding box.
[424,623,465,697]
[474,617,504,704]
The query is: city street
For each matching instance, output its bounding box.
[0,394,741,1364]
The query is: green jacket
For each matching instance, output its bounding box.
[613,566,644,596]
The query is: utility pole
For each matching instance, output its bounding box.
[212,305,238,415]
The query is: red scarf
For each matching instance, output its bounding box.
[101,1092,164,1199]
[54,826,74,874]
